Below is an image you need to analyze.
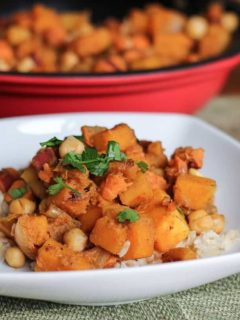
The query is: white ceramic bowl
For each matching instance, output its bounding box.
[0,113,240,305]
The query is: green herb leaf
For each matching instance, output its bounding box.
[106,141,126,161]
[63,152,86,173]
[40,137,62,148]
[62,141,127,177]
[136,161,149,173]
[48,177,80,196]
[117,208,140,223]
[9,187,27,199]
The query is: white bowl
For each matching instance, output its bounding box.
[0,113,240,305]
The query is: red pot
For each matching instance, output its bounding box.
[0,54,239,117]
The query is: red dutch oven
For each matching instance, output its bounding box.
[0,0,239,117]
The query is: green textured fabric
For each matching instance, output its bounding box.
[0,273,240,320]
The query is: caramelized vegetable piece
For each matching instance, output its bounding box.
[81,126,107,146]
[162,247,197,262]
[153,209,189,252]
[31,147,57,171]
[93,124,137,152]
[21,167,46,199]
[120,173,153,208]
[14,215,49,259]
[0,168,20,193]
[123,215,155,260]
[79,206,102,233]
[100,173,130,201]
[35,238,95,271]
[174,174,216,210]
[83,247,117,268]
[90,216,128,255]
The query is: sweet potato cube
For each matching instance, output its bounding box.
[162,247,197,263]
[90,216,128,255]
[174,174,216,210]
[79,206,102,233]
[153,209,189,252]
[35,239,95,271]
[120,173,153,207]
[123,215,155,260]
[92,124,137,152]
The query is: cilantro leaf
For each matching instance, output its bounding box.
[62,141,127,177]
[136,161,149,173]
[48,177,80,196]
[106,141,126,161]
[40,137,62,148]
[63,152,86,173]
[117,209,140,223]
[9,187,27,199]
[74,135,84,142]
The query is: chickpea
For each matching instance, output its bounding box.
[211,213,225,234]
[221,13,239,33]
[9,198,36,215]
[63,228,88,252]
[6,25,31,46]
[0,59,11,72]
[188,210,225,234]
[59,136,85,158]
[189,168,203,177]
[5,246,26,268]
[60,51,79,71]
[186,16,209,40]
[17,57,35,72]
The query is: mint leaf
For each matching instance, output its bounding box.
[117,208,140,223]
[9,187,27,199]
[136,161,149,173]
[40,137,62,147]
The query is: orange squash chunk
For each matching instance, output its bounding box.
[79,206,102,233]
[162,247,197,263]
[153,209,189,252]
[120,173,153,208]
[92,124,137,152]
[174,174,216,210]
[90,216,128,255]
[35,239,95,271]
[123,215,155,260]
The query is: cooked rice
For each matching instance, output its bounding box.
[0,232,10,261]
[115,229,240,268]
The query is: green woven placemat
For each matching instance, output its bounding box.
[0,273,240,320]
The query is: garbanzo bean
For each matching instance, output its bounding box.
[59,136,85,158]
[9,198,36,215]
[188,210,225,234]
[221,13,239,33]
[185,16,208,40]
[4,246,26,268]
[63,228,88,252]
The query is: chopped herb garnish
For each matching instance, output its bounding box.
[63,141,126,177]
[136,161,149,173]
[9,187,27,199]
[177,208,185,217]
[40,137,62,148]
[117,208,140,223]
[48,177,80,196]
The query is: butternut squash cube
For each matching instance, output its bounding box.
[174,174,216,210]
[79,206,102,233]
[120,173,153,207]
[93,123,137,152]
[123,215,155,260]
[153,209,189,252]
[90,216,128,255]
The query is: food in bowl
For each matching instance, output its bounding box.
[0,123,239,271]
[0,2,239,73]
